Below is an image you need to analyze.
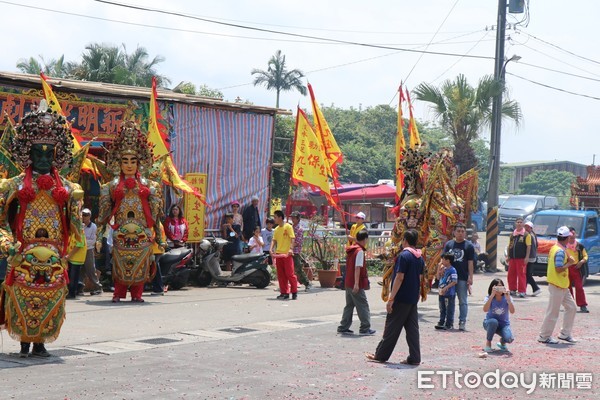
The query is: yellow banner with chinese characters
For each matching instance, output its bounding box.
[396,86,405,199]
[308,83,343,178]
[291,108,332,204]
[184,173,208,242]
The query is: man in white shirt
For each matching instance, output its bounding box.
[81,208,102,295]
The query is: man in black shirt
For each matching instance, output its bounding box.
[443,223,474,331]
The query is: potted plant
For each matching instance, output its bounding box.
[304,216,339,288]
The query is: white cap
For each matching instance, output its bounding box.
[524,221,534,228]
[556,226,572,238]
[356,212,366,219]
[82,208,91,215]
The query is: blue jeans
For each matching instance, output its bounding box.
[152,264,164,293]
[483,318,514,344]
[438,294,456,328]
[456,280,469,324]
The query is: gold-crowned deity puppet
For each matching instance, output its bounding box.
[96,120,164,294]
[0,101,84,343]
[381,146,465,302]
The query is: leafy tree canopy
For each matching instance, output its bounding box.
[517,169,575,207]
[414,74,521,174]
[16,43,169,88]
[271,104,488,201]
[252,50,307,108]
[172,82,224,99]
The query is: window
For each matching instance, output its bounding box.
[586,218,597,236]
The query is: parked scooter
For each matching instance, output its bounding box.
[192,236,271,288]
[155,246,194,290]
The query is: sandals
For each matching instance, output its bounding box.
[365,353,385,363]
[483,346,495,352]
[496,343,509,352]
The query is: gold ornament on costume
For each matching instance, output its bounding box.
[10,99,74,170]
[106,120,154,176]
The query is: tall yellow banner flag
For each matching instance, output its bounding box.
[40,73,81,152]
[291,107,333,205]
[405,88,421,149]
[148,76,170,158]
[307,83,343,179]
[396,86,406,200]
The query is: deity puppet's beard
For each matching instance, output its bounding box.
[407,217,419,228]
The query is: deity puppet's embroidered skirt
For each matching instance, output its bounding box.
[112,221,155,286]
[0,244,67,343]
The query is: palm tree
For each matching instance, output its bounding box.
[70,43,170,87]
[251,50,307,108]
[16,55,74,78]
[413,74,521,173]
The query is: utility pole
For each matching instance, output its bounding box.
[486,0,507,271]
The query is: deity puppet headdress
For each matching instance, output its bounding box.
[10,100,74,170]
[106,120,154,176]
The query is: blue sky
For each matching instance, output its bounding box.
[1,0,599,166]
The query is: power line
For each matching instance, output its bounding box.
[518,30,600,66]
[405,0,462,84]
[518,61,600,83]
[218,30,489,91]
[430,30,491,84]
[0,1,491,47]
[507,72,600,101]
[515,42,600,79]
[92,0,494,60]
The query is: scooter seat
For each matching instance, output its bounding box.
[231,253,264,263]
[159,247,192,265]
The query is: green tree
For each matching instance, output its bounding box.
[172,81,197,95]
[251,50,307,108]
[67,43,169,87]
[16,55,74,78]
[517,169,575,207]
[197,84,224,99]
[172,82,224,99]
[413,74,521,174]
[271,115,295,200]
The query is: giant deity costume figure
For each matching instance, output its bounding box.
[96,120,164,303]
[0,103,84,357]
[381,146,464,302]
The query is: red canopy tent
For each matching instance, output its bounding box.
[335,184,397,202]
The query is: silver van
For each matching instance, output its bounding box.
[498,195,558,232]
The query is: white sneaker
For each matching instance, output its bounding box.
[532,289,542,297]
[538,336,559,344]
[558,334,578,343]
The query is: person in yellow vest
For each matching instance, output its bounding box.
[538,226,578,344]
[66,220,88,299]
[347,212,367,247]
